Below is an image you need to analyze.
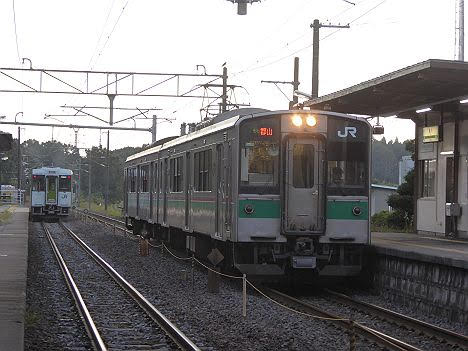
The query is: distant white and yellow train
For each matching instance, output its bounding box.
[124,109,371,279]
[30,167,73,221]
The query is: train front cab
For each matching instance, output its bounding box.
[234,111,370,279]
[31,172,72,219]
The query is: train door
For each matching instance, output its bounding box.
[215,144,224,238]
[283,136,324,233]
[163,158,168,225]
[124,169,128,215]
[185,152,191,230]
[158,160,163,223]
[46,176,58,204]
[225,142,232,235]
[153,162,159,223]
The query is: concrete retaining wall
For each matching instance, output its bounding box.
[370,250,468,325]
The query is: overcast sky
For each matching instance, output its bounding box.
[0,0,460,150]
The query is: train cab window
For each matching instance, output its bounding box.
[59,175,72,192]
[170,156,183,192]
[293,144,314,188]
[140,165,149,192]
[327,142,368,196]
[239,117,280,194]
[32,175,45,191]
[194,150,212,191]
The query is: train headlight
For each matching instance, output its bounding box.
[305,115,317,127]
[291,115,303,127]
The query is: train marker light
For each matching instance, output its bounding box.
[305,115,317,127]
[291,115,303,127]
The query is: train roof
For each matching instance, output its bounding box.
[126,109,367,163]
[32,167,73,176]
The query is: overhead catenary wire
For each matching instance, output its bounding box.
[92,0,131,69]
[12,0,21,61]
[87,0,118,70]
[232,0,387,77]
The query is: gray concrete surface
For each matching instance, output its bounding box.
[0,206,29,351]
[372,231,468,270]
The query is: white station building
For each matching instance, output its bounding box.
[305,59,468,239]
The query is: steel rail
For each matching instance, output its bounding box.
[75,208,126,226]
[59,221,200,351]
[325,289,468,349]
[42,223,107,351]
[266,288,422,351]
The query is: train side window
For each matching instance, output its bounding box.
[170,156,183,192]
[140,165,149,192]
[194,150,212,191]
[32,175,45,191]
[153,162,158,193]
[59,175,72,192]
[130,168,137,193]
[293,144,314,188]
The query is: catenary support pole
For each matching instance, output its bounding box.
[105,131,110,211]
[17,127,21,190]
[88,163,91,210]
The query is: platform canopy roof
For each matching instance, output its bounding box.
[304,59,468,117]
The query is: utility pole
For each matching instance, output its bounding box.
[292,57,300,109]
[105,130,110,212]
[152,115,157,143]
[310,19,350,98]
[222,67,228,113]
[88,163,91,210]
[261,57,301,109]
[17,127,21,190]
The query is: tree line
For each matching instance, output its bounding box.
[0,136,412,203]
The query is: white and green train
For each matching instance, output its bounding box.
[124,109,371,279]
[30,167,73,220]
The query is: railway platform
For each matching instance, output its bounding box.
[371,231,468,269]
[0,205,29,351]
[370,231,468,325]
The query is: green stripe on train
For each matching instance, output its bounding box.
[327,200,368,220]
[238,199,280,219]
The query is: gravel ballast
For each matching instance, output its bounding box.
[24,222,92,351]
[66,218,371,351]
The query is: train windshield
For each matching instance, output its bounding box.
[59,175,71,192]
[32,175,45,191]
[239,117,280,194]
[326,118,369,196]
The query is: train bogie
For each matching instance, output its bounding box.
[124,109,371,280]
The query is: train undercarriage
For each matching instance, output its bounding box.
[128,218,364,282]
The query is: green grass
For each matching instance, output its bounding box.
[24,310,40,328]
[78,200,123,218]
[0,207,12,224]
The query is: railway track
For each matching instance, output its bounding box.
[324,289,468,350]
[264,288,465,351]
[42,221,200,351]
